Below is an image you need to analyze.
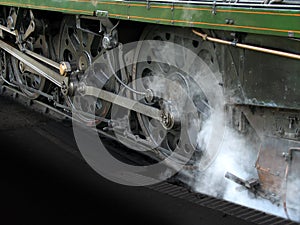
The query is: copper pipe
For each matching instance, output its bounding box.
[192,30,300,60]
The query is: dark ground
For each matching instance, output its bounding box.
[0,95,256,225]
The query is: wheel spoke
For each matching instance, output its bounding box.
[70,29,81,51]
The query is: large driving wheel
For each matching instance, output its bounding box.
[132,26,225,168]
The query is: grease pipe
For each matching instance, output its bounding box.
[192,29,300,60]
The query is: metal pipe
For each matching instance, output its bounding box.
[107,49,146,96]
[192,30,300,60]
[0,75,18,87]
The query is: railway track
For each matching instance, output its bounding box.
[149,183,298,225]
[0,84,299,225]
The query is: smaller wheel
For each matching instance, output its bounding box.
[11,56,46,99]
[59,16,114,124]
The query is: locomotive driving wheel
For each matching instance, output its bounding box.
[132,26,225,167]
[59,16,113,124]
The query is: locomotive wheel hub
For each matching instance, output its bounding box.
[78,51,92,71]
[160,110,175,130]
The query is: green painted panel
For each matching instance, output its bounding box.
[0,0,299,37]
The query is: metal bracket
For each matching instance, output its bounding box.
[212,0,217,15]
[95,10,108,17]
[146,0,151,10]
[23,11,35,41]
[75,15,101,37]
[282,151,292,161]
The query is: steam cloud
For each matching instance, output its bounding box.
[185,110,300,222]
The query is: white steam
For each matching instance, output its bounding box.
[188,111,300,221]
[285,172,300,221]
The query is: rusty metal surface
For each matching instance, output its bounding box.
[256,136,300,200]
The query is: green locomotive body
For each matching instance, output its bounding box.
[1,0,300,222]
[1,0,300,37]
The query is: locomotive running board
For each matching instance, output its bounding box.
[0,39,67,87]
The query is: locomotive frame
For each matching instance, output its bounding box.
[0,0,300,222]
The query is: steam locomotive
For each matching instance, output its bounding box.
[0,0,300,222]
